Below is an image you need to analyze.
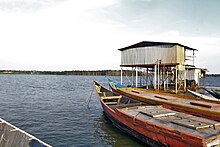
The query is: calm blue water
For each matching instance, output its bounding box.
[0,74,218,146]
[203,76,220,87]
[0,74,146,147]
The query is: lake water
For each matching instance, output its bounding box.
[0,74,219,147]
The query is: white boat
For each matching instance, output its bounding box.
[0,118,51,147]
[187,89,219,101]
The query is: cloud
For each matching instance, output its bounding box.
[0,0,123,71]
[0,0,66,12]
[143,30,220,73]
[0,0,219,73]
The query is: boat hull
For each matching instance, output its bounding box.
[95,81,220,147]
[0,118,51,147]
[109,81,220,121]
[99,100,209,147]
[101,102,164,147]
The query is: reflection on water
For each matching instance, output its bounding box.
[94,112,145,147]
[0,75,147,146]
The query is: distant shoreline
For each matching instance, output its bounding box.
[0,70,123,76]
[0,70,219,76]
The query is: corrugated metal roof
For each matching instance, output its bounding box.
[118,41,198,51]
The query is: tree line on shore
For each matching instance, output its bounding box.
[0,70,219,76]
[0,70,132,76]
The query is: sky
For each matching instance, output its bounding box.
[0,0,220,73]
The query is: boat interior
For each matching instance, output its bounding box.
[95,81,220,146]
[95,82,147,106]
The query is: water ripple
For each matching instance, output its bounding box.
[0,74,148,146]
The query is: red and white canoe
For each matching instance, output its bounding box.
[94,81,220,147]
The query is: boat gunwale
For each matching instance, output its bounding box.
[118,87,220,104]
[115,87,220,120]
[94,81,220,146]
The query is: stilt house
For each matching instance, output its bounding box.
[118,41,206,93]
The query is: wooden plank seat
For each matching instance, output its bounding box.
[171,118,220,130]
[110,103,146,109]
[102,95,122,100]
[102,96,121,106]
[139,107,176,118]
[105,102,118,105]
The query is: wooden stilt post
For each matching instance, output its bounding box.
[184,66,186,92]
[154,64,157,90]
[157,60,160,91]
[131,67,134,87]
[121,68,123,85]
[136,67,138,87]
[167,70,169,89]
[140,68,142,86]
[197,71,200,87]
[163,66,165,91]
[193,50,195,66]
[146,68,148,89]
[175,65,178,94]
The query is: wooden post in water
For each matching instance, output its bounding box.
[136,67,138,87]
[146,68,149,89]
[163,66,166,91]
[184,66,186,92]
[175,65,178,94]
[154,64,157,90]
[121,68,123,85]
[157,60,160,91]
[166,70,169,89]
[132,67,134,87]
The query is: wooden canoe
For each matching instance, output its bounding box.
[0,118,51,147]
[203,88,220,99]
[109,80,220,121]
[94,81,220,147]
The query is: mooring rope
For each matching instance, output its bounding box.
[85,82,95,108]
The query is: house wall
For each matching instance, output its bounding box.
[186,69,201,85]
[121,45,185,66]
